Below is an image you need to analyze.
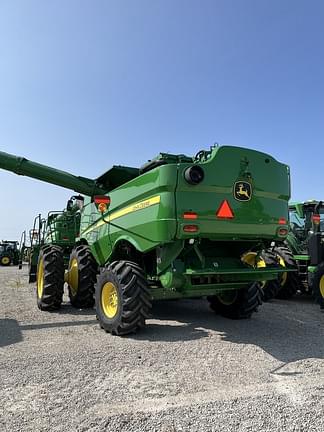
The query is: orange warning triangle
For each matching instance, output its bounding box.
[216,200,234,219]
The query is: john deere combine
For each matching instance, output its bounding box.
[23,197,84,291]
[275,200,324,308]
[0,146,291,334]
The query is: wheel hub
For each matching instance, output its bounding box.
[68,258,79,296]
[101,282,119,318]
[241,252,266,287]
[217,290,238,306]
[37,259,44,299]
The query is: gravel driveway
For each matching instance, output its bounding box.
[1,265,324,431]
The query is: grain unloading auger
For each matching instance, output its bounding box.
[0,146,292,335]
[0,150,137,196]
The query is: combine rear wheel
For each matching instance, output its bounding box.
[274,246,299,299]
[207,282,262,319]
[95,260,152,335]
[67,245,98,308]
[36,245,64,311]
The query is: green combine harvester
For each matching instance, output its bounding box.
[275,200,324,308]
[21,198,84,292]
[0,240,20,266]
[0,145,292,334]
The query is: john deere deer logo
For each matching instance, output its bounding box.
[234,181,252,201]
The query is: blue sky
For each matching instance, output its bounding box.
[0,0,323,240]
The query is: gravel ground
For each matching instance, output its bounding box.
[1,265,324,432]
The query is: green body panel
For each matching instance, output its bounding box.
[0,145,291,297]
[80,164,179,261]
[175,146,289,240]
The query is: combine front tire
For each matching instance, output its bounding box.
[274,246,299,299]
[95,261,152,335]
[36,245,64,311]
[207,282,262,319]
[67,245,98,308]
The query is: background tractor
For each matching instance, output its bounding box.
[275,200,324,308]
[0,240,20,266]
[0,145,291,334]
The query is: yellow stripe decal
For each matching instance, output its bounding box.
[82,195,161,236]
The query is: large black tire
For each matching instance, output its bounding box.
[259,249,281,302]
[95,260,152,335]
[1,255,12,266]
[207,282,262,319]
[310,261,324,309]
[28,264,37,283]
[274,246,300,299]
[36,245,64,311]
[67,245,98,308]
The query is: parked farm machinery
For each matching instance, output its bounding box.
[0,146,292,334]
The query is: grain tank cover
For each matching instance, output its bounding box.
[95,165,139,191]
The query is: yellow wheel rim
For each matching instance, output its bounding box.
[37,258,44,299]
[320,275,324,299]
[241,252,266,287]
[1,256,10,265]
[101,282,119,318]
[217,290,238,306]
[278,256,287,286]
[68,258,79,296]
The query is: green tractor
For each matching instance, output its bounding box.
[0,240,20,266]
[0,145,291,334]
[274,200,324,308]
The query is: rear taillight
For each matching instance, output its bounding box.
[312,214,321,224]
[183,212,198,220]
[183,225,199,233]
[94,195,111,213]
